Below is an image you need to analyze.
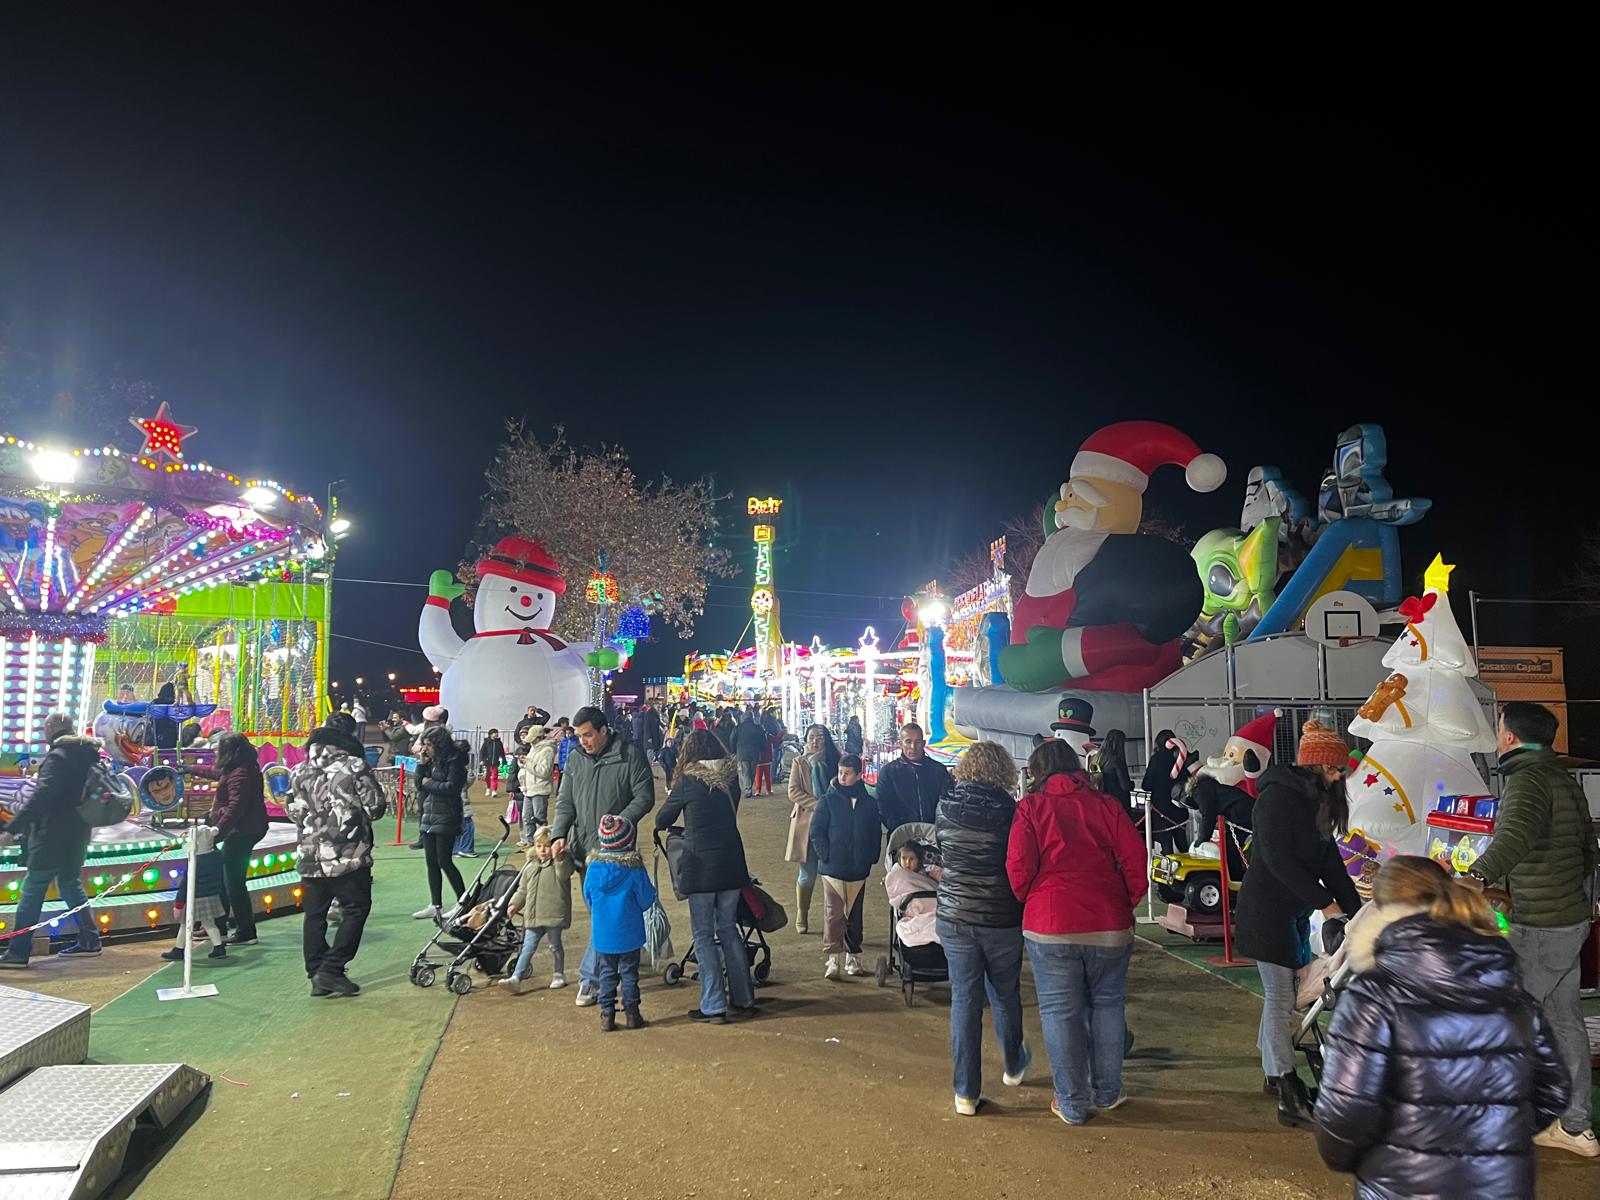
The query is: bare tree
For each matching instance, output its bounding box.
[468,423,737,644]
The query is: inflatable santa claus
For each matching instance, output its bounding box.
[999,421,1224,693]
[419,537,591,737]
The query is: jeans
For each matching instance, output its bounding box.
[1508,919,1593,1133]
[302,867,372,978]
[423,830,466,908]
[595,949,641,1014]
[737,759,757,795]
[937,918,1026,1101]
[689,889,755,1015]
[1255,960,1298,1077]
[219,832,262,938]
[2,859,98,963]
[1027,939,1134,1121]
[795,850,818,889]
[522,795,549,841]
[511,926,566,980]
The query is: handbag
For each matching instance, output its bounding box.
[505,798,521,826]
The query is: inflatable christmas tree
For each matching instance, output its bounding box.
[1342,555,1494,869]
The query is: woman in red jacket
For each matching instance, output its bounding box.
[1007,738,1149,1126]
[188,732,270,945]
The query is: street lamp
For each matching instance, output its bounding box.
[321,479,349,722]
[387,672,396,682]
[355,676,364,686]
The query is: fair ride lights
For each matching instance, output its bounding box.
[0,407,329,757]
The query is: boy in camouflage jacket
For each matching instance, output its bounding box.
[287,716,388,996]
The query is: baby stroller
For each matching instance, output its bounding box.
[1290,907,1368,1085]
[409,816,521,994]
[874,821,949,1006]
[653,829,786,989]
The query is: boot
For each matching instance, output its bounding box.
[1274,1072,1314,1129]
[795,881,814,934]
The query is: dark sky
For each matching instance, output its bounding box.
[0,18,1589,711]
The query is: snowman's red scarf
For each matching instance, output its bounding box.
[474,628,568,650]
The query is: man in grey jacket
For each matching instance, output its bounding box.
[550,705,655,1006]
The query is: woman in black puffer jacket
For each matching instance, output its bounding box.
[1315,856,1568,1200]
[655,730,754,1024]
[933,740,1027,1114]
[413,727,467,921]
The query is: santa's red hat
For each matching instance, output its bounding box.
[475,537,566,595]
[1228,708,1281,765]
[1069,420,1226,494]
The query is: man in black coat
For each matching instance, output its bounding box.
[730,711,767,797]
[0,713,103,967]
[873,723,953,830]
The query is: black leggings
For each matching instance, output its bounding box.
[423,830,466,908]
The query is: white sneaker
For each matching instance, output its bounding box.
[1534,1121,1600,1158]
[1093,1093,1129,1112]
[411,905,440,920]
[844,954,864,976]
[549,974,568,989]
[574,984,598,1007]
[824,955,841,980]
[1003,1043,1033,1086]
[441,904,462,923]
[498,977,525,995]
[954,1095,978,1116]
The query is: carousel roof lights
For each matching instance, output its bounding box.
[36,514,58,609]
[240,485,279,508]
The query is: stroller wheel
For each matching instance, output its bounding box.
[753,958,771,984]
[662,962,683,986]
[903,980,915,1008]
[414,965,437,988]
[447,972,473,995]
[874,956,889,988]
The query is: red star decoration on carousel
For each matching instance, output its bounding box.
[1363,772,1379,787]
[129,402,198,461]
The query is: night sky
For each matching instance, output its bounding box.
[1,20,1590,732]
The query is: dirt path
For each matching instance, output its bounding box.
[389,775,1598,1200]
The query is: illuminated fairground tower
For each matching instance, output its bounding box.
[747,496,784,680]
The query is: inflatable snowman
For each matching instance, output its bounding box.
[420,537,591,737]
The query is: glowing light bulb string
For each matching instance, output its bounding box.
[0,836,183,948]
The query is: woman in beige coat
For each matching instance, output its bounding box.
[787,724,840,934]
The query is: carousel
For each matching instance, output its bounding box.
[0,405,327,940]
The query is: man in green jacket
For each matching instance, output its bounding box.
[1465,702,1598,1157]
[550,705,655,1007]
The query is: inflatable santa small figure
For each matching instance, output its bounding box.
[1000,421,1223,693]
[1186,709,1280,866]
[420,537,591,737]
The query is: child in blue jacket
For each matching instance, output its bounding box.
[582,814,656,1030]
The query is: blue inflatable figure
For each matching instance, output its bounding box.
[1249,424,1429,639]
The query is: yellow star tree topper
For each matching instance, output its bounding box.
[1423,553,1455,594]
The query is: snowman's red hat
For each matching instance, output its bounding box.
[1069,420,1226,494]
[475,536,566,595]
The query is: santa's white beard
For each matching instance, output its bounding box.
[1025,527,1107,596]
[1199,757,1246,787]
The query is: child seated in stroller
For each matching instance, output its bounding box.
[885,840,942,947]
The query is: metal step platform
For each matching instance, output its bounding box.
[0,1062,209,1200]
[0,984,210,1200]
[0,984,90,1090]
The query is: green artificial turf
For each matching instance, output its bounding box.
[86,813,464,1199]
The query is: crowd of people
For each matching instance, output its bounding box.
[1,687,1594,1193]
